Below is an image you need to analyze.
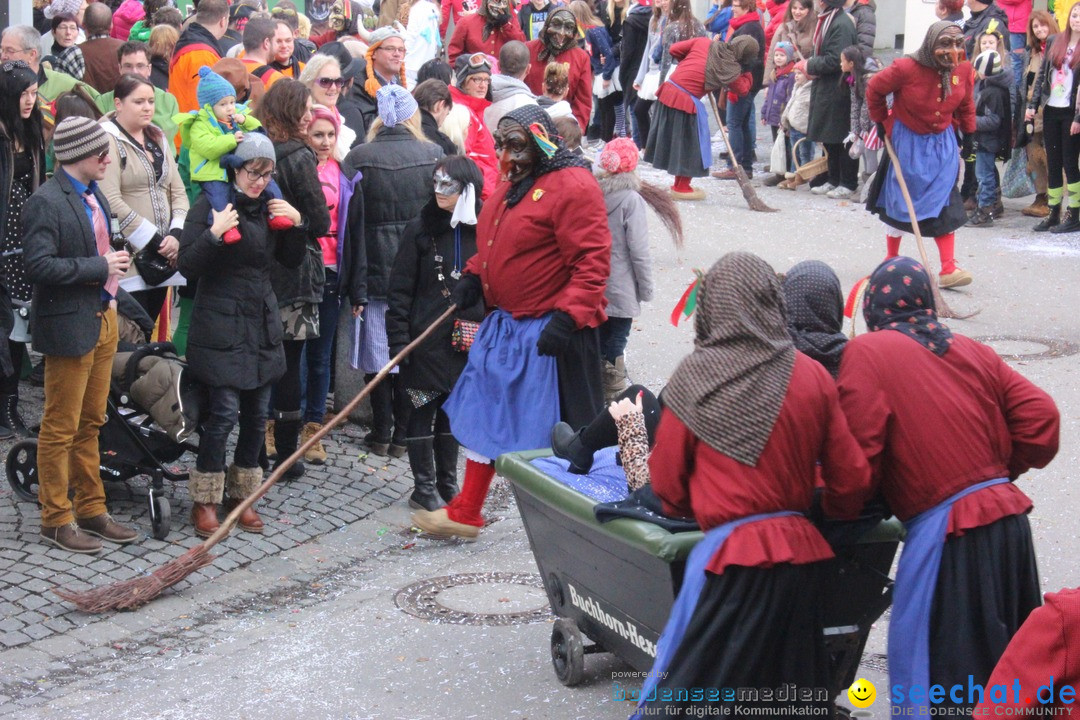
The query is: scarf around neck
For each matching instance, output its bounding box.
[499,104,590,207]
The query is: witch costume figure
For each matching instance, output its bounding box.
[523,8,594,132]
[865,21,976,290]
[838,256,1060,715]
[411,105,611,541]
[644,35,759,200]
[620,252,871,718]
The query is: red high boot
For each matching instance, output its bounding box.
[411,460,495,540]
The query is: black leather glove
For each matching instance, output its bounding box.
[536,311,576,357]
[449,272,482,311]
[875,122,887,145]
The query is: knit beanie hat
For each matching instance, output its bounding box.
[598,137,639,174]
[973,49,1002,78]
[376,84,418,128]
[232,131,277,166]
[197,66,237,109]
[774,42,795,65]
[455,52,493,87]
[794,59,809,76]
[53,116,110,164]
[43,0,83,20]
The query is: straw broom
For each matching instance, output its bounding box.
[881,135,978,320]
[706,93,777,213]
[55,305,459,613]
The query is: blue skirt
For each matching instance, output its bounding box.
[443,310,560,460]
[878,119,958,224]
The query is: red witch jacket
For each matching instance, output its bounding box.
[466,166,610,329]
[650,353,873,575]
[837,332,1059,534]
[523,39,593,131]
[448,13,526,66]
[867,57,976,136]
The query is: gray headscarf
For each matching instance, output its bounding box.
[782,261,847,378]
[909,20,963,99]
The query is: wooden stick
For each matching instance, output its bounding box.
[202,304,459,546]
[706,93,777,213]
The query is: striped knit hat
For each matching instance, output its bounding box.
[53,116,110,164]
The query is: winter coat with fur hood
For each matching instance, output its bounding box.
[597,172,654,319]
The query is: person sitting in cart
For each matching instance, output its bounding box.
[614,251,872,717]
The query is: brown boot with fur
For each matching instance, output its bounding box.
[225,465,265,533]
[1022,193,1051,218]
[188,469,225,538]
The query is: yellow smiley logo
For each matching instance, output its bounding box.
[847,678,876,709]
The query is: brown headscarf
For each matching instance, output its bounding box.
[663,252,796,467]
[704,35,760,93]
[909,20,962,99]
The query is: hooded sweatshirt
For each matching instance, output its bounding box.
[974,68,1013,159]
[485,74,539,129]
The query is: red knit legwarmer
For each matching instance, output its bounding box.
[445,459,495,527]
[672,175,692,192]
[935,233,956,274]
[886,235,902,259]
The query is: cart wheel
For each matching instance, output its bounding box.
[148,492,171,540]
[5,438,39,504]
[551,618,586,686]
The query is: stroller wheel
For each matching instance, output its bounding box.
[551,618,586,686]
[148,491,171,540]
[5,438,39,504]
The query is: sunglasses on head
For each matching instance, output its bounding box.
[2,60,30,73]
[316,76,346,88]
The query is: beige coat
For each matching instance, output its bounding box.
[99,116,189,291]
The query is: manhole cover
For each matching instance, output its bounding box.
[860,653,888,673]
[395,572,551,626]
[974,335,1079,361]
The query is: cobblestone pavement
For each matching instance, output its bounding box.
[0,380,416,657]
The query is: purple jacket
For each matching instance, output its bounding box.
[762,68,795,127]
[333,165,368,305]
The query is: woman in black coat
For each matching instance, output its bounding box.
[343,85,444,459]
[178,133,307,539]
[0,60,45,439]
[255,79,333,479]
[806,0,859,196]
[386,156,485,511]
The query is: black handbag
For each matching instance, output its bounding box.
[133,234,178,287]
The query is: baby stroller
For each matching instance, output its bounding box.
[6,295,204,540]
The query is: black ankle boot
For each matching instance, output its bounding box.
[0,394,32,438]
[433,432,460,503]
[550,422,596,475]
[272,413,306,479]
[406,436,441,511]
[1051,207,1080,234]
[1034,204,1061,232]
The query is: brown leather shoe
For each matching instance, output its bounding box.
[191,503,220,538]
[77,513,138,544]
[223,498,264,533]
[41,523,103,554]
[411,508,480,541]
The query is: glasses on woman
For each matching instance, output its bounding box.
[316,76,346,88]
[242,166,274,182]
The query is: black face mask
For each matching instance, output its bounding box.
[543,13,577,54]
[493,123,538,184]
